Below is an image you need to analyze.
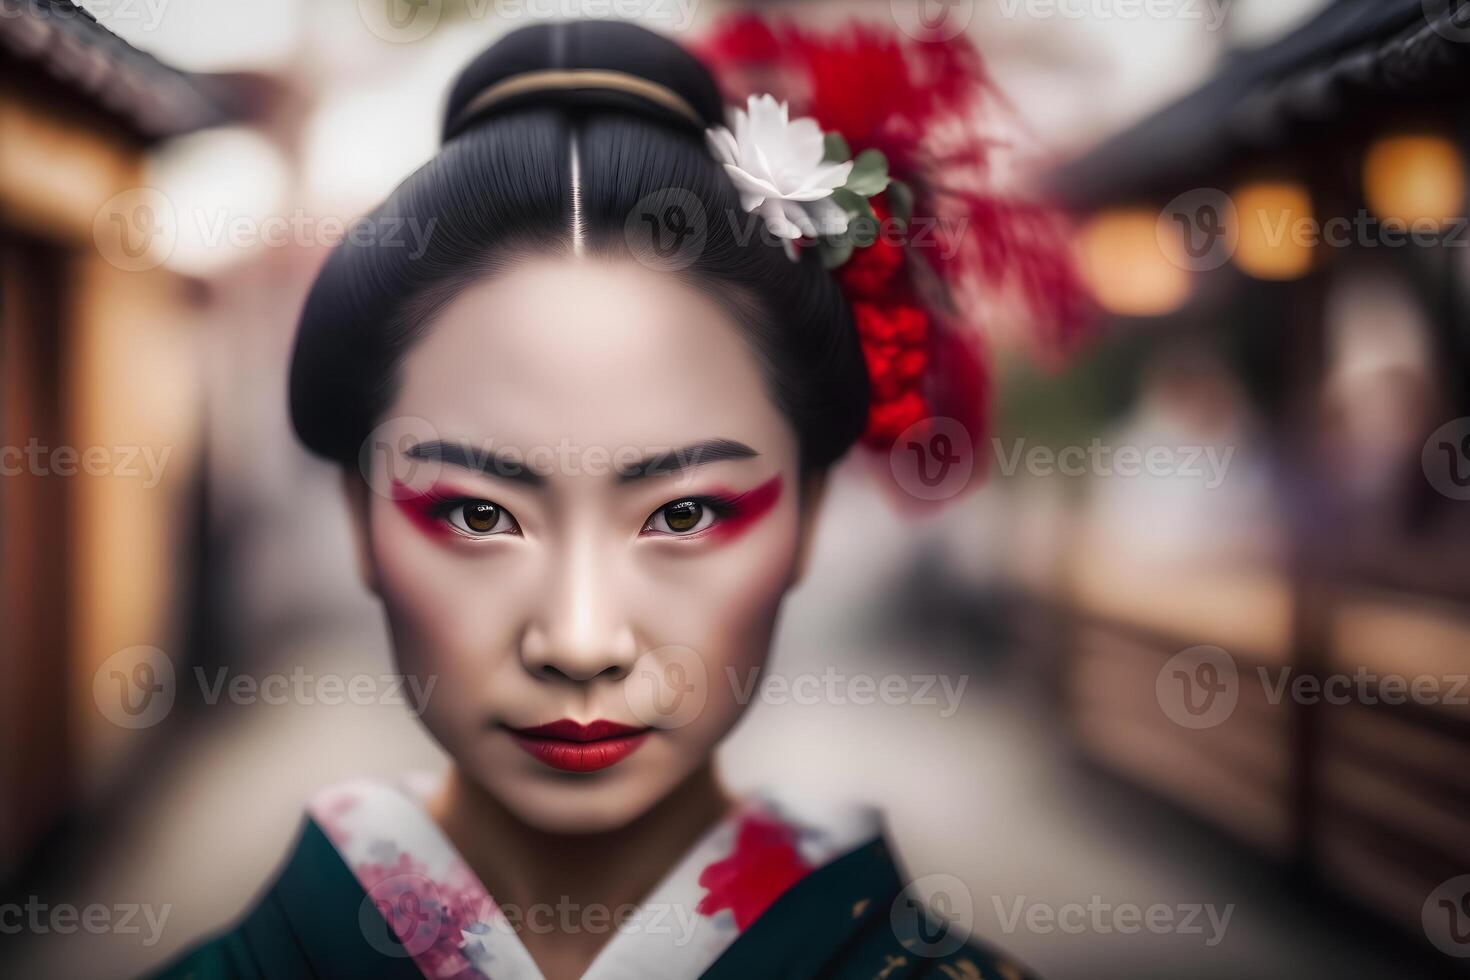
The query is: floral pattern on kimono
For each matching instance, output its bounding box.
[307,775,881,980]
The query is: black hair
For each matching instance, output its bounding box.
[288,20,869,472]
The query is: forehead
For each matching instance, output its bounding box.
[389,256,793,461]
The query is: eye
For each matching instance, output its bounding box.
[643,498,722,536]
[441,499,519,537]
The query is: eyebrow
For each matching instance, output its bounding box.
[401,437,759,486]
[405,441,545,487]
[617,438,759,483]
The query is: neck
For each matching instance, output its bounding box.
[428,764,732,974]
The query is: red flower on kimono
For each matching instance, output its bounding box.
[696,812,813,931]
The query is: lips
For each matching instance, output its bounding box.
[505,719,651,773]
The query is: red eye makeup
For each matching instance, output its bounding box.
[640,474,783,543]
[392,475,784,544]
[392,482,521,540]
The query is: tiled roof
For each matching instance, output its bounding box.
[1050,0,1470,208]
[0,0,231,140]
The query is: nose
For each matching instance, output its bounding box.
[518,538,638,683]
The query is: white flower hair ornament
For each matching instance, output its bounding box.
[705,94,903,266]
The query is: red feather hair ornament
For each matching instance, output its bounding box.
[696,16,1092,496]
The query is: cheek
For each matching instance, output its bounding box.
[367,502,524,679]
[636,501,802,686]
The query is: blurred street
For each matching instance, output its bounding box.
[3,1,1469,978]
[5,475,1455,978]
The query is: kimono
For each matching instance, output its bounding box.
[153,777,1035,980]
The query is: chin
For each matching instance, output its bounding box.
[484,769,676,835]
[448,732,695,835]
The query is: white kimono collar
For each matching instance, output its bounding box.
[308,775,880,980]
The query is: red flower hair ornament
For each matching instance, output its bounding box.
[698,17,1092,503]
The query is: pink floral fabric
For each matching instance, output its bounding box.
[309,776,877,980]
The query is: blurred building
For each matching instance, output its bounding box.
[0,0,228,877]
[1025,0,1470,964]
[3,1,1468,977]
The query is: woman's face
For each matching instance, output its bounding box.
[353,255,816,833]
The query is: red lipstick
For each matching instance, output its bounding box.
[505,719,650,773]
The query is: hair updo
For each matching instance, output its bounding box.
[289,20,869,473]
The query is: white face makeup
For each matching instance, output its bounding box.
[356,256,814,833]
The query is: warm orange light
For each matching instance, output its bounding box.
[1364,134,1465,228]
[1076,208,1191,317]
[1232,181,1314,281]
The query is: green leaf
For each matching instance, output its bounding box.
[848,213,879,248]
[830,188,877,224]
[843,148,890,197]
[822,132,851,163]
[819,239,854,270]
[888,180,914,226]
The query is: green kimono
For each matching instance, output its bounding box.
[154,779,1035,980]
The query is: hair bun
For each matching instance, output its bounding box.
[442,21,724,142]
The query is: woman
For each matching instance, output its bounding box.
[157,18,1063,980]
